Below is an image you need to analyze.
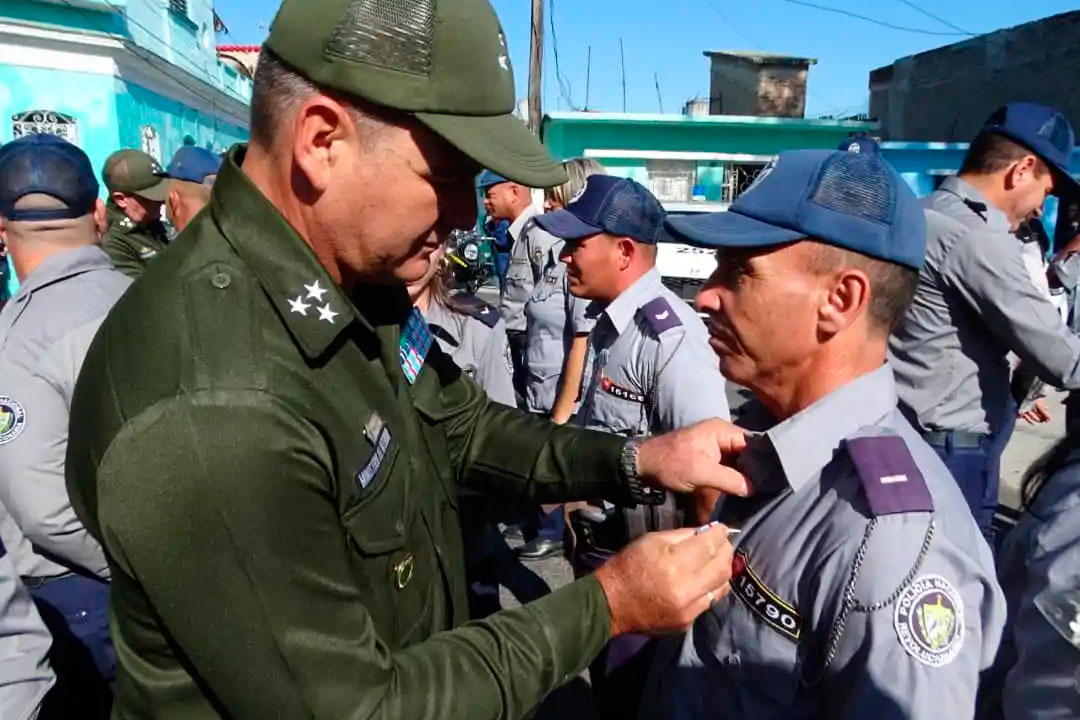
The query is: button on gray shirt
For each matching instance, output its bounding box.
[0,246,129,580]
[499,205,560,333]
[980,448,1080,720]
[578,268,728,435]
[889,177,1080,434]
[523,240,593,414]
[641,365,1006,720]
[424,295,516,407]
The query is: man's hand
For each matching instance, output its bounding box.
[595,524,734,637]
[1019,397,1052,424]
[636,418,751,497]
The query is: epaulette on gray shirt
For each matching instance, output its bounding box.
[640,365,1006,719]
[0,246,130,580]
[889,176,1080,434]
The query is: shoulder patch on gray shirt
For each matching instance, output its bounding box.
[451,292,500,328]
[845,435,934,516]
[638,297,682,335]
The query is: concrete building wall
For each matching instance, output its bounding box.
[869,11,1080,141]
[707,54,812,118]
[707,57,760,116]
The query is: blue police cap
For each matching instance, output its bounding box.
[533,175,665,244]
[167,146,221,184]
[664,149,926,270]
[838,134,879,156]
[0,134,99,221]
[980,102,1078,197]
[476,169,509,189]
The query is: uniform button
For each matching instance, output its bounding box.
[210,272,231,289]
[394,520,405,534]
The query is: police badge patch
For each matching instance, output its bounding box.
[894,574,964,667]
[0,396,26,445]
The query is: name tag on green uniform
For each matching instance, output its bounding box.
[355,413,391,491]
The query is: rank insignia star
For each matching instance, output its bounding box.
[304,280,327,302]
[287,294,310,316]
[317,303,338,324]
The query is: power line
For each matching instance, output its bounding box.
[896,0,975,36]
[780,0,971,36]
[547,0,579,111]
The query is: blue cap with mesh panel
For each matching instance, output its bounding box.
[663,149,927,269]
[476,169,509,189]
[979,102,1078,197]
[533,175,665,244]
[0,134,99,221]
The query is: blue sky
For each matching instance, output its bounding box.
[213,0,1077,117]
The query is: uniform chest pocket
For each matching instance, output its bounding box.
[591,375,648,436]
[530,271,561,303]
[342,428,408,554]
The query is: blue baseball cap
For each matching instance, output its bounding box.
[980,102,1079,197]
[664,149,926,269]
[0,134,99,221]
[476,169,509,189]
[533,175,665,244]
[166,146,221,184]
[838,134,879,156]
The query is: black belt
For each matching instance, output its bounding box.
[922,430,986,448]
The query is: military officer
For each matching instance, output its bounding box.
[641,149,1007,719]
[64,2,750,717]
[481,170,559,401]
[889,102,1080,540]
[535,174,730,714]
[101,148,170,277]
[0,135,124,715]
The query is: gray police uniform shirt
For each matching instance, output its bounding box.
[980,448,1080,720]
[0,531,54,720]
[423,292,516,407]
[889,176,1080,434]
[0,246,130,580]
[578,267,729,435]
[640,365,1007,719]
[499,205,560,333]
[523,240,594,414]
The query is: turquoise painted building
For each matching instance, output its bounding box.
[0,0,250,188]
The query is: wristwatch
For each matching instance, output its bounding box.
[620,437,665,506]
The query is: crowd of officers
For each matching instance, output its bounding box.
[1,1,1080,719]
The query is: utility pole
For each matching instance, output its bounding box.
[528,0,544,133]
[654,72,663,114]
[619,38,627,113]
[585,45,592,111]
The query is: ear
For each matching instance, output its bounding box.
[818,267,870,338]
[93,198,107,237]
[110,191,127,210]
[616,236,636,270]
[1005,155,1039,190]
[291,93,354,195]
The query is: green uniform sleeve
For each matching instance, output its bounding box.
[415,348,631,503]
[97,390,610,720]
[101,235,144,278]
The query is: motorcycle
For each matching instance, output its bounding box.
[447,228,496,295]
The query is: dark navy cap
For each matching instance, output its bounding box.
[533,175,665,244]
[166,146,221,184]
[0,134,99,221]
[664,149,926,269]
[980,102,1078,196]
[477,169,509,189]
[838,134,879,156]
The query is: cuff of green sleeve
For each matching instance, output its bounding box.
[565,428,634,503]
[529,574,612,682]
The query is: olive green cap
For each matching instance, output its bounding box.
[102,149,170,202]
[265,0,567,188]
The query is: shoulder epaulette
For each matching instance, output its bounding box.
[845,435,934,516]
[638,296,683,336]
[450,292,500,328]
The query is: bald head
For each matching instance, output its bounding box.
[0,193,105,279]
[166,180,213,233]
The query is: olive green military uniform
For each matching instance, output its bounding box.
[66,148,632,719]
[102,202,168,278]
